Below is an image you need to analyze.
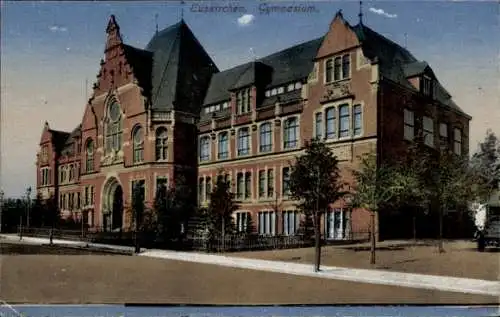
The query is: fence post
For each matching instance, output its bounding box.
[49,228,54,245]
[19,223,23,240]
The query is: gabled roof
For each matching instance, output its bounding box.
[145,20,217,111]
[352,23,468,117]
[48,129,70,152]
[122,44,153,96]
[203,37,323,106]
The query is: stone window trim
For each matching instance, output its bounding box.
[324,53,351,84]
[199,135,211,162]
[104,96,123,154]
[131,124,144,164]
[258,209,276,236]
[155,127,168,162]
[217,131,230,160]
[257,167,276,201]
[258,121,273,153]
[281,115,300,151]
[314,99,361,142]
[236,170,252,201]
[234,210,251,233]
[236,126,252,157]
[85,138,95,173]
[282,209,300,236]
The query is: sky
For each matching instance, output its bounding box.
[1,1,499,197]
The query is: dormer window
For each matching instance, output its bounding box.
[265,90,270,97]
[422,76,432,96]
[237,88,251,114]
[287,83,294,92]
[277,87,284,94]
[271,88,277,96]
[222,102,229,109]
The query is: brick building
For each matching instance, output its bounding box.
[36,12,470,239]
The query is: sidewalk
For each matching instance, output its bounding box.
[2,234,499,297]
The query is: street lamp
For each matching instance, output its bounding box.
[26,187,32,229]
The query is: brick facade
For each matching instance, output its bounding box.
[35,12,470,239]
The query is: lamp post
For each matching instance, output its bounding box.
[26,187,32,229]
[0,189,4,233]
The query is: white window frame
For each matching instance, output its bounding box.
[282,210,299,236]
[281,115,300,150]
[258,210,276,236]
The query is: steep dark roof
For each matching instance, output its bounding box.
[145,20,217,111]
[353,23,468,116]
[122,44,153,95]
[48,129,70,152]
[259,37,324,88]
[203,37,323,106]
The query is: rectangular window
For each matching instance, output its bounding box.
[339,104,350,137]
[267,169,274,197]
[326,107,336,139]
[403,109,414,141]
[454,128,462,155]
[199,137,210,161]
[238,128,250,156]
[259,123,272,153]
[236,173,244,200]
[422,76,432,96]
[315,112,323,139]
[259,170,266,198]
[283,117,298,149]
[84,187,89,205]
[439,123,448,149]
[282,210,298,235]
[90,186,95,205]
[236,212,249,233]
[423,116,434,147]
[218,132,229,159]
[244,172,252,199]
[325,59,333,83]
[353,105,362,136]
[156,177,168,195]
[334,57,341,81]
[325,209,347,240]
[236,91,242,114]
[76,192,81,209]
[342,54,350,79]
[282,167,291,196]
[258,211,276,235]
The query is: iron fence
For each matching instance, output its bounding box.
[16,226,371,252]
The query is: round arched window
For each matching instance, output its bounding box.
[109,102,121,122]
[133,126,143,144]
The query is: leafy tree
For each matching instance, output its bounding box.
[470,129,500,202]
[289,139,346,272]
[404,137,477,253]
[351,151,420,264]
[44,194,60,229]
[207,169,238,249]
[30,193,45,228]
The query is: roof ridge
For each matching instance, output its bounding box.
[257,36,324,62]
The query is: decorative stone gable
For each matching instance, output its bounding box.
[316,10,360,60]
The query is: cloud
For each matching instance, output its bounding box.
[48,25,68,32]
[369,7,397,19]
[237,14,254,26]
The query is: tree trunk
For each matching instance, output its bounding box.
[370,211,376,265]
[438,205,445,253]
[314,213,321,272]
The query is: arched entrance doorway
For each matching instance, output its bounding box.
[102,177,124,232]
